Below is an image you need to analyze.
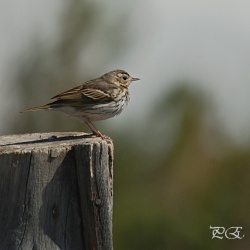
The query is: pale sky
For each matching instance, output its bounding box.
[1,0,250,145]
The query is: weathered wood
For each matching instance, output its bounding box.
[0,132,113,250]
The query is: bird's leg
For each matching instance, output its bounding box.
[85,121,106,139]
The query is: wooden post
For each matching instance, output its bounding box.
[0,132,113,250]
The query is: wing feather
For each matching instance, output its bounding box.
[51,85,83,100]
[81,89,110,100]
[51,78,115,101]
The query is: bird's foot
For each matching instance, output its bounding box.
[91,131,111,141]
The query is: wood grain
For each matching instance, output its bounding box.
[0,132,113,250]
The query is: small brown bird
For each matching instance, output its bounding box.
[22,69,140,138]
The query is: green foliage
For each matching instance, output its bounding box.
[113,86,250,250]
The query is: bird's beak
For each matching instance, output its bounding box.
[132,77,140,81]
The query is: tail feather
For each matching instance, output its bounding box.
[21,105,51,113]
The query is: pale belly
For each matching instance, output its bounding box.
[58,97,129,122]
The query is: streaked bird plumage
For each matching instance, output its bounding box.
[22,69,140,138]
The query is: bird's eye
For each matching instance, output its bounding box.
[121,74,128,80]
[118,72,129,81]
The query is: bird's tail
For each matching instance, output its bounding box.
[21,105,51,113]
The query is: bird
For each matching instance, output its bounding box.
[22,69,140,138]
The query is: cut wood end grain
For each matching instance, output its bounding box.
[0,132,113,153]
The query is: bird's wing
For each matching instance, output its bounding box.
[51,85,83,100]
[51,79,114,102]
[81,88,110,100]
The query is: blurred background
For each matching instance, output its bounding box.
[1,0,250,249]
